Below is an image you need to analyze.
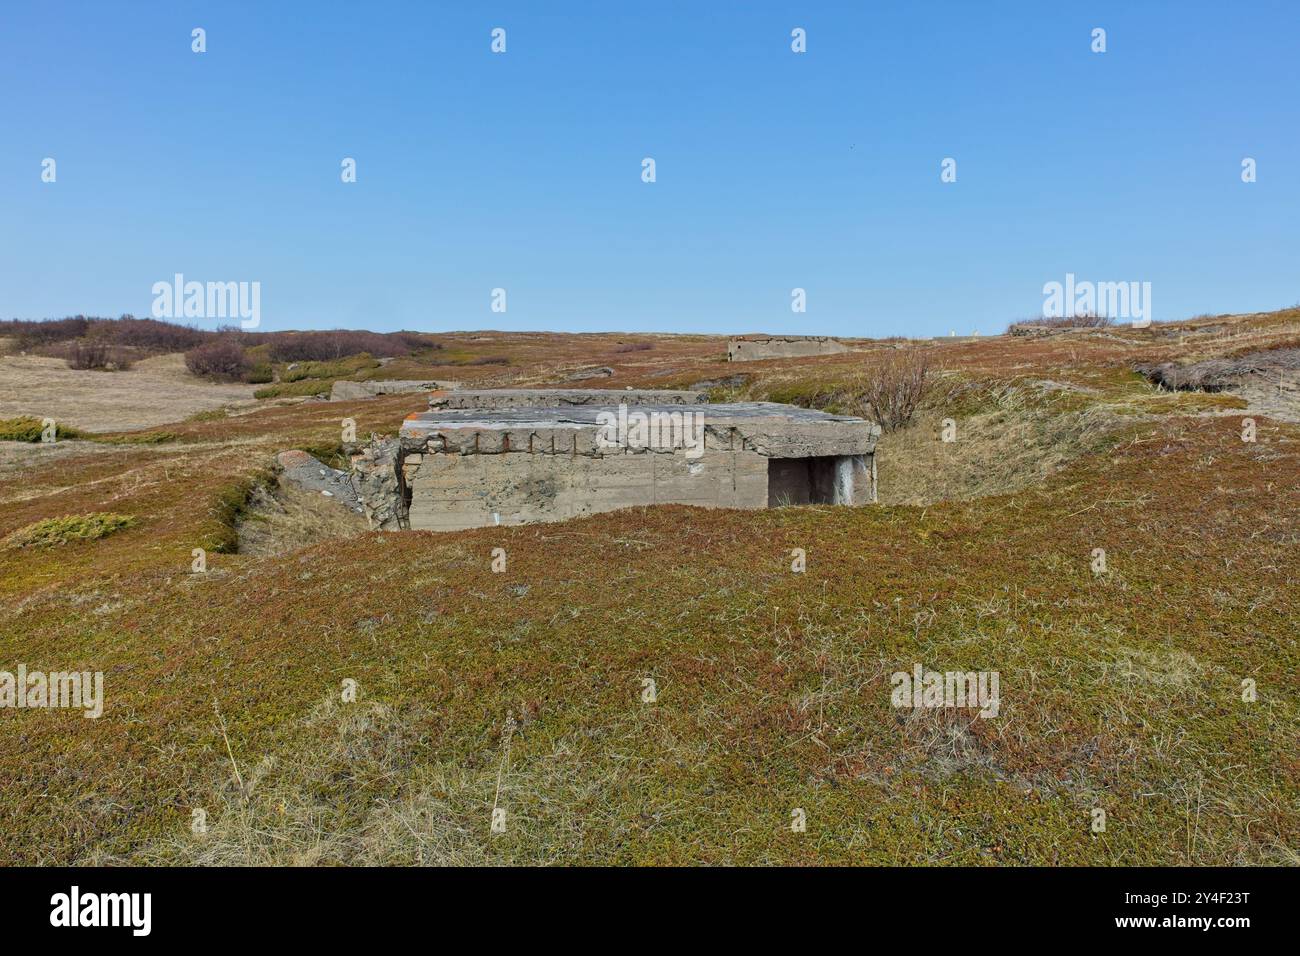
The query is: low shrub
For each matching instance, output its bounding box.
[86,316,207,351]
[185,340,251,382]
[65,341,135,371]
[0,318,439,362]
[254,379,332,399]
[3,512,136,549]
[1,316,209,353]
[0,416,85,442]
[266,331,436,363]
[246,362,274,384]
[282,354,379,382]
[0,316,92,348]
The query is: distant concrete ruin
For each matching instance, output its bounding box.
[330,379,459,401]
[394,389,879,531]
[727,334,848,362]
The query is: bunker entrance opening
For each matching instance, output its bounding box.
[767,456,841,507]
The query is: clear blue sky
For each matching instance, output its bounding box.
[1,1,1296,337]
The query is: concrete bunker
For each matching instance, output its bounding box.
[727,334,849,362]
[392,390,879,531]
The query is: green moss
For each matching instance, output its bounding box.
[3,512,136,548]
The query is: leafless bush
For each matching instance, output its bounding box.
[266,330,436,362]
[185,339,251,381]
[96,316,208,351]
[65,341,134,371]
[855,349,934,430]
[5,315,208,353]
[3,317,439,362]
[613,342,654,353]
[2,316,92,348]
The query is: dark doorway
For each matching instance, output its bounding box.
[767,456,838,507]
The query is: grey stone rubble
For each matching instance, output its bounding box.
[1008,324,1104,337]
[348,437,405,529]
[274,450,365,514]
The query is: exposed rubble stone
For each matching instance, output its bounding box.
[348,436,405,530]
[274,449,365,515]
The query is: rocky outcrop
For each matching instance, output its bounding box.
[564,366,614,381]
[348,436,405,530]
[1137,348,1300,393]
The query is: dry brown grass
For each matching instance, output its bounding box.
[0,353,258,432]
[875,404,1118,506]
[236,481,368,557]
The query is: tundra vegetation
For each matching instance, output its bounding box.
[0,310,1296,865]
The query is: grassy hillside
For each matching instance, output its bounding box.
[0,311,1296,865]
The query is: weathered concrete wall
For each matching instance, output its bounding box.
[429,388,705,410]
[727,336,848,362]
[330,379,459,401]
[403,438,768,532]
